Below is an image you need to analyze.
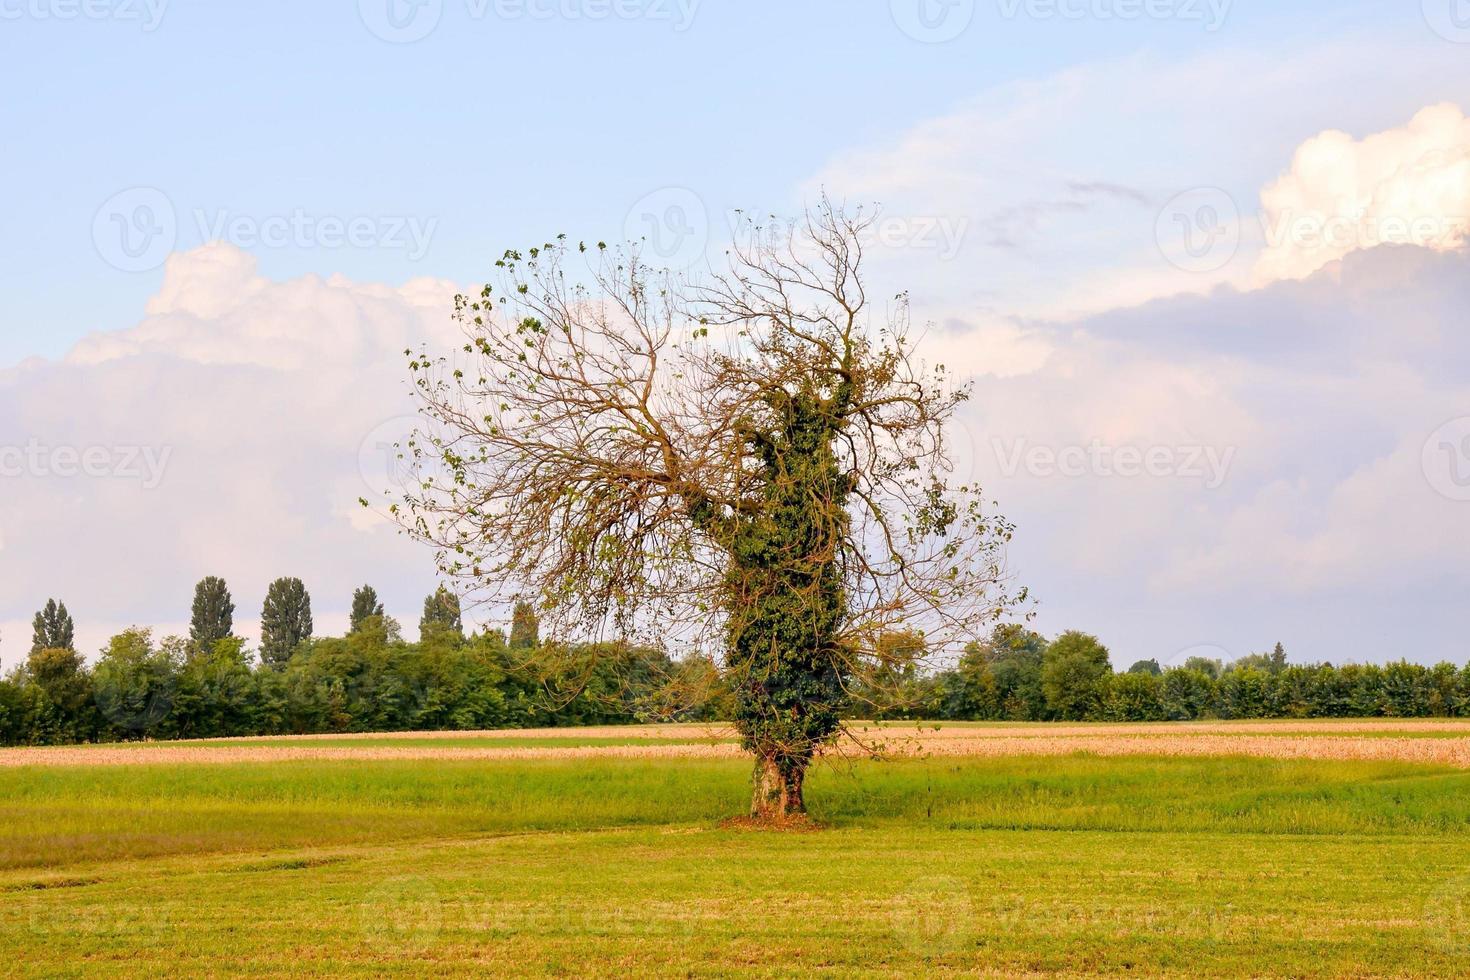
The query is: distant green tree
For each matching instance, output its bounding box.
[1160,667,1217,720]
[189,576,235,652]
[93,628,183,738]
[21,644,94,743]
[30,599,75,654]
[260,577,313,668]
[1041,631,1112,721]
[509,600,539,651]
[420,586,463,642]
[173,637,257,739]
[1234,644,1289,676]
[1101,672,1165,721]
[1182,655,1222,680]
[1127,659,1162,676]
[953,623,1048,720]
[1268,642,1288,674]
[1217,666,1270,718]
[349,585,386,633]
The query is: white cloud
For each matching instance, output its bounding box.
[809,42,1470,325]
[0,246,476,667]
[1255,103,1470,283]
[943,243,1470,664]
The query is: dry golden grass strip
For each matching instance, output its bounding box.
[0,743,745,767]
[6,729,1470,768]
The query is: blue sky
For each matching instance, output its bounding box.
[0,0,1423,361]
[3,0,1469,666]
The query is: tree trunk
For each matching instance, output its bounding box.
[750,751,807,822]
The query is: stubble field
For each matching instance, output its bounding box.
[6,720,1470,977]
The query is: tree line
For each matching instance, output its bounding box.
[1,580,724,746]
[6,588,1469,747]
[867,625,1470,723]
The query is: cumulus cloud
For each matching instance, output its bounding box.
[1255,103,1470,283]
[0,245,469,665]
[953,244,1470,665]
[809,43,1470,326]
[8,66,1470,671]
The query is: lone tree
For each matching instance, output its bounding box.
[392,204,1021,820]
[349,585,385,633]
[31,599,76,654]
[260,577,313,667]
[189,576,235,652]
[420,585,464,642]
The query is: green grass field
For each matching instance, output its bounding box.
[6,731,1470,976]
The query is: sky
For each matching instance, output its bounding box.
[1,0,1468,668]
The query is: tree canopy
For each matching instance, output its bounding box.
[389,203,1024,819]
[349,585,385,634]
[260,577,313,668]
[31,599,75,654]
[190,576,235,652]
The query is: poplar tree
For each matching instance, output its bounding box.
[189,576,235,652]
[260,577,313,667]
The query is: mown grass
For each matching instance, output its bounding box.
[5,750,1470,976]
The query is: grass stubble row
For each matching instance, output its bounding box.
[11,720,1470,768]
